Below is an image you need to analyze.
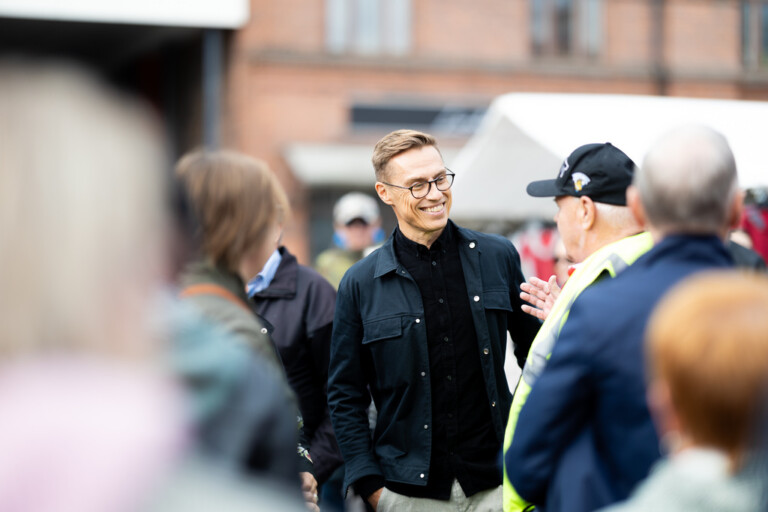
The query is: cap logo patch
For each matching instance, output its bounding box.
[558,158,570,178]
[572,172,591,192]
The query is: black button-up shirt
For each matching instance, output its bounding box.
[385,224,500,499]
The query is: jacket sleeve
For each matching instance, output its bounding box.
[504,293,595,505]
[292,275,336,441]
[506,240,543,367]
[327,272,383,490]
[304,275,343,483]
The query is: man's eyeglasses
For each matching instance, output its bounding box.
[381,170,455,199]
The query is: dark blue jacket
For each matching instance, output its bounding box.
[250,247,343,485]
[505,235,733,512]
[328,221,540,492]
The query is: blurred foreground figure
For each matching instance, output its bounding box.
[506,125,742,511]
[600,272,768,512]
[0,62,182,512]
[175,150,319,510]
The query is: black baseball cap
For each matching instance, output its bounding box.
[526,143,637,206]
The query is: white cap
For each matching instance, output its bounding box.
[333,192,380,226]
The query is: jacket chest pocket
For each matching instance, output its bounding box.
[362,316,416,390]
[483,290,513,312]
[482,289,514,337]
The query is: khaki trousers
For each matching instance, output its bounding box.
[376,480,502,512]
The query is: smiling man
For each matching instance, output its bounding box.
[327,129,540,512]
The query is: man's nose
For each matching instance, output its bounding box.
[425,181,443,200]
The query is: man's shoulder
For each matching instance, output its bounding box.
[336,245,384,289]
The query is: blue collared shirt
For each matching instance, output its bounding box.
[247,249,282,297]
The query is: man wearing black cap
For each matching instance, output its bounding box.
[502,142,652,512]
[506,126,742,512]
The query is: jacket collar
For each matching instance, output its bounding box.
[641,234,733,269]
[374,220,478,278]
[251,246,298,299]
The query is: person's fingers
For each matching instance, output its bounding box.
[521,285,548,302]
[300,473,318,493]
[521,304,546,321]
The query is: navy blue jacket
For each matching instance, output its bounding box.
[328,221,540,492]
[250,247,343,484]
[505,235,734,512]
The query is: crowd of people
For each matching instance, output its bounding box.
[2,59,767,512]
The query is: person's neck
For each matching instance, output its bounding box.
[399,225,445,249]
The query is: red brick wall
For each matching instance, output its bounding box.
[222,0,768,262]
[665,0,741,73]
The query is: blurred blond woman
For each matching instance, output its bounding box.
[0,61,181,511]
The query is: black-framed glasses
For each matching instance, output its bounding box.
[381,170,455,199]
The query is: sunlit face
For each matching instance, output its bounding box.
[376,145,451,248]
[554,195,587,263]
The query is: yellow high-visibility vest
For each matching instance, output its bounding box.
[503,232,654,512]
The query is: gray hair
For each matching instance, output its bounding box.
[636,125,738,234]
[594,202,640,231]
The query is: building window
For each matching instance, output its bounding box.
[326,0,411,55]
[531,0,602,58]
[743,0,768,68]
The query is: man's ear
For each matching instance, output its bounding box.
[727,188,745,231]
[579,196,596,230]
[375,182,393,206]
[627,185,646,228]
[647,379,683,442]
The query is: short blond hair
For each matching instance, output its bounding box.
[647,271,768,466]
[372,129,440,180]
[176,150,290,272]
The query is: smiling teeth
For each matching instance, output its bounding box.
[423,205,443,213]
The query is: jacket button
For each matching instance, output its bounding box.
[420,473,425,479]
[469,242,476,249]
[421,371,426,377]
[415,318,421,324]
[483,348,489,355]
[424,424,429,430]
[473,295,480,302]
[260,328,268,334]
[491,401,496,407]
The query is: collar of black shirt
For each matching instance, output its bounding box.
[394,223,454,259]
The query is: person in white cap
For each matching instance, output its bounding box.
[315,192,384,289]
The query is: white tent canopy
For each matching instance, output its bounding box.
[450,93,768,222]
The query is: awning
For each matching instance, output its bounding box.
[0,0,249,28]
[450,93,768,222]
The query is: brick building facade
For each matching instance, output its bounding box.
[222,0,768,262]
